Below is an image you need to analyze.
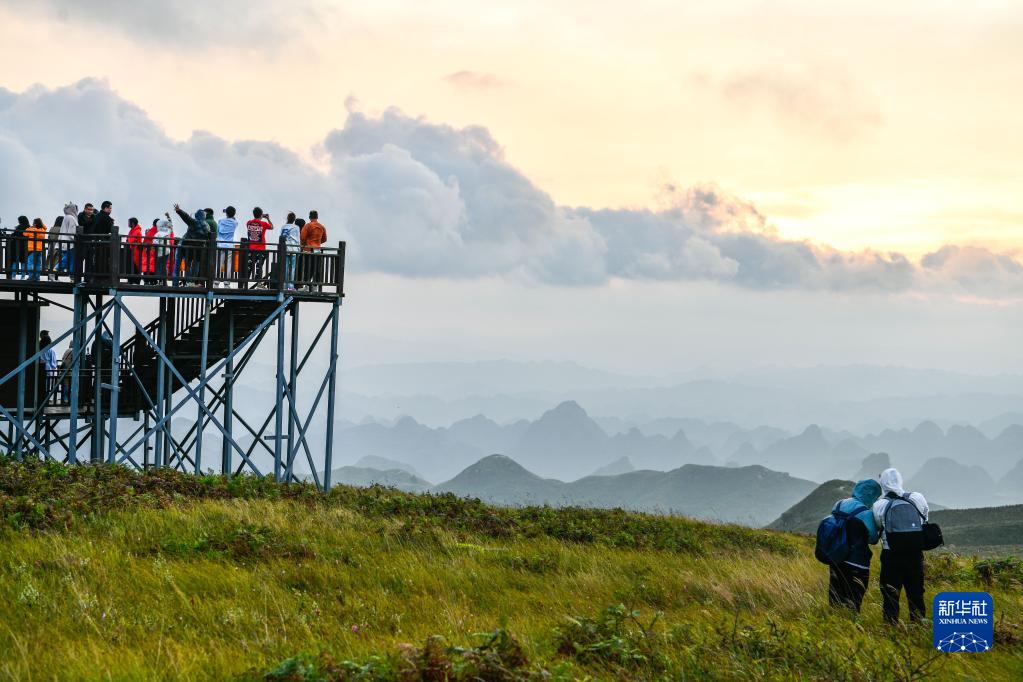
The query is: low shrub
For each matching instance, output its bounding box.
[553,604,667,673]
[258,629,533,682]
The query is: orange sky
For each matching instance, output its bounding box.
[1,0,1020,257]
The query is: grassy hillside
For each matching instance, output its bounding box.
[928,505,1023,551]
[769,480,1023,550]
[1,458,1021,680]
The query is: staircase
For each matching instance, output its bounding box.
[120,298,283,412]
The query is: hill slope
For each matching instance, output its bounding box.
[1,458,1020,680]
[434,454,565,505]
[767,479,854,533]
[323,465,433,493]
[770,480,1023,548]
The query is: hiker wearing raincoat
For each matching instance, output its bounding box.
[144,216,175,284]
[872,468,929,623]
[173,204,211,285]
[826,479,882,611]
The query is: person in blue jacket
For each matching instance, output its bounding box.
[829,479,882,611]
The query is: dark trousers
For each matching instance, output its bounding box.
[248,250,267,280]
[829,563,869,612]
[880,549,925,623]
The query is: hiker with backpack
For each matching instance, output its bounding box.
[815,479,882,612]
[872,467,939,624]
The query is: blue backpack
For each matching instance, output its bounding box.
[814,502,866,565]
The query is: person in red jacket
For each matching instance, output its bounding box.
[125,217,144,283]
[245,206,273,283]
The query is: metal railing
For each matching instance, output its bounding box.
[0,230,346,296]
[27,366,130,410]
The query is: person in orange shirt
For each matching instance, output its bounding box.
[300,210,327,291]
[300,210,327,249]
[25,218,48,281]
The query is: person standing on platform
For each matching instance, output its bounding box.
[146,215,175,284]
[300,210,327,291]
[245,207,273,283]
[173,204,211,285]
[46,215,63,279]
[25,218,48,281]
[216,206,239,281]
[38,330,57,371]
[279,212,301,290]
[125,217,144,283]
[59,344,73,404]
[94,201,114,235]
[82,201,113,281]
[57,202,79,276]
[77,203,96,233]
[8,216,29,279]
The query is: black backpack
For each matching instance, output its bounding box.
[882,492,943,551]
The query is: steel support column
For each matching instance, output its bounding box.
[195,293,212,474]
[323,299,340,491]
[92,294,104,463]
[222,305,235,476]
[154,296,168,469]
[105,294,123,463]
[68,291,84,464]
[15,296,26,460]
[285,302,300,481]
[273,305,286,481]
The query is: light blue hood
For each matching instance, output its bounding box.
[852,479,882,507]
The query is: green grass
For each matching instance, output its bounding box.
[1,458,1021,680]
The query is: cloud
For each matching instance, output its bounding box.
[696,66,883,141]
[921,245,1023,295]
[443,71,505,91]
[3,0,325,42]
[1,79,1020,295]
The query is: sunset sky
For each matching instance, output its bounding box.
[2,1,1021,374]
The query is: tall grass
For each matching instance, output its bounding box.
[0,458,1020,680]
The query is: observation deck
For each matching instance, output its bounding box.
[1,229,346,489]
[0,230,345,299]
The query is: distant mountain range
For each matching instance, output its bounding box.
[316,448,1016,529]
[354,455,425,478]
[590,456,634,477]
[314,466,433,493]
[430,454,816,526]
[333,400,718,481]
[730,421,1023,483]
[316,453,816,526]
[325,361,1023,431]
[768,479,1023,549]
[329,399,1023,490]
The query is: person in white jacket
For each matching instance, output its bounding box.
[216,206,239,280]
[872,467,929,623]
[279,212,302,290]
[56,202,79,275]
